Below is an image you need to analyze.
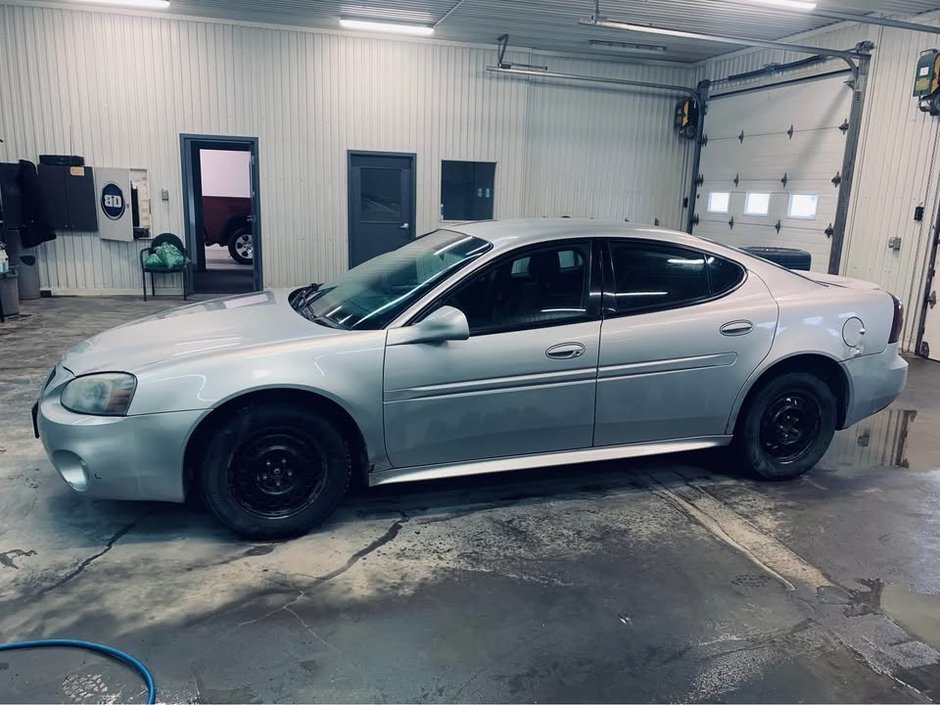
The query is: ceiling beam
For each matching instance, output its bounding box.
[578,16,865,63]
[433,0,469,28]
[707,0,940,36]
[486,65,700,98]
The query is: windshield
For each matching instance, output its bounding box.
[291,230,491,330]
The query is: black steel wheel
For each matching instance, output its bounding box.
[229,427,328,518]
[201,403,351,538]
[758,392,822,464]
[735,372,836,480]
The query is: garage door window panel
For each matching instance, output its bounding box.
[788,194,819,220]
[436,241,596,336]
[708,191,731,214]
[744,192,771,217]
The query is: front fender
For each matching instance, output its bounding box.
[129,330,390,471]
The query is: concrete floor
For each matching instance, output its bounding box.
[2,296,940,704]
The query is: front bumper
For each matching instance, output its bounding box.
[36,372,202,502]
[840,343,908,429]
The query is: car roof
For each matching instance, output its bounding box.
[442,218,822,292]
[445,218,721,252]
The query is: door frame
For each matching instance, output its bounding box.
[180,133,263,291]
[346,150,417,269]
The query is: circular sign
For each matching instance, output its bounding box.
[101,182,126,220]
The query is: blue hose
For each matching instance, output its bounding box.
[0,639,156,704]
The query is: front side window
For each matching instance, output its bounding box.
[439,241,593,335]
[291,230,491,330]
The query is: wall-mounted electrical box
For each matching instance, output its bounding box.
[674,98,699,140]
[913,49,940,115]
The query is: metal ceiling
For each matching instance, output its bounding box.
[45,0,940,62]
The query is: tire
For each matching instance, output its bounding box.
[200,403,351,539]
[227,227,253,265]
[733,372,836,481]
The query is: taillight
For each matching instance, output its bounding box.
[889,294,904,344]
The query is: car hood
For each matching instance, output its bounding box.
[60,289,341,375]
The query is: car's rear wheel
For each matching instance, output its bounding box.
[734,372,836,480]
[228,228,253,265]
[201,403,351,538]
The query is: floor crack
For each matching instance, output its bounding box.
[305,516,411,589]
[36,512,150,596]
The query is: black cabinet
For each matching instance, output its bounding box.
[0,162,23,228]
[38,164,98,231]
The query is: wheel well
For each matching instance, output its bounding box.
[734,354,849,432]
[183,388,368,500]
[220,215,250,245]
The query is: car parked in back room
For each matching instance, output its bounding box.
[202,195,253,265]
[33,219,907,538]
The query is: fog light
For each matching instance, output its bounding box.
[52,450,89,491]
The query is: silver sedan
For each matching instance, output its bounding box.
[34,220,908,538]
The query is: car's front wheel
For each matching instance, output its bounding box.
[201,403,351,538]
[734,372,837,480]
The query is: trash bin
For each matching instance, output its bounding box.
[742,246,812,271]
[0,270,19,317]
[15,250,41,300]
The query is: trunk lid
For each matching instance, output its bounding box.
[800,271,882,290]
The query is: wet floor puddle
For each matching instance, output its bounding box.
[823,407,940,471]
[881,583,940,650]
[842,578,940,650]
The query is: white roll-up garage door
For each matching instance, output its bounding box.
[692,73,854,273]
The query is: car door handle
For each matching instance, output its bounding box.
[546,343,586,359]
[720,320,754,336]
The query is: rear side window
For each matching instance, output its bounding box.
[707,255,746,295]
[608,243,743,314]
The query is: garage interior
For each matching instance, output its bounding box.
[4,0,940,702]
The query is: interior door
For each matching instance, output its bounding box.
[383,240,602,469]
[594,240,778,446]
[348,152,415,268]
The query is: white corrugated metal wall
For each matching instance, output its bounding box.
[0,3,694,294]
[702,14,940,352]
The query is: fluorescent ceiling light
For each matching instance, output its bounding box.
[582,18,742,43]
[340,18,434,36]
[69,0,170,7]
[589,39,667,54]
[749,0,817,10]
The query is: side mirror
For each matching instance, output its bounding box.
[387,306,470,346]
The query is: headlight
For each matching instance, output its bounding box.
[61,373,137,416]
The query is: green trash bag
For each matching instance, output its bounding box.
[145,243,186,269]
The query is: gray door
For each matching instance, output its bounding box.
[594,240,778,446]
[384,240,601,468]
[348,152,415,267]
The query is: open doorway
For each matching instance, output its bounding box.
[180,134,262,295]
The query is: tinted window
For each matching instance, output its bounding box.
[360,168,402,221]
[610,244,707,313]
[708,255,745,295]
[441,161,496,220]
[440,242,592,335]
